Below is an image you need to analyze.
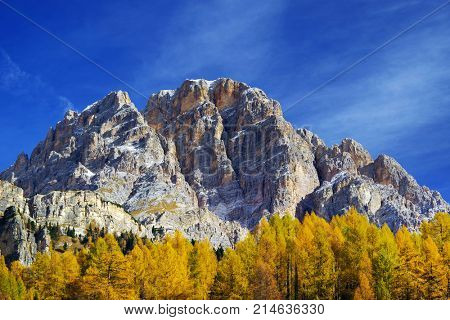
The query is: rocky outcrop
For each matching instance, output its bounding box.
[0,181,246,265]
[0,180,29,214]
[1,91,167,205]
[0,78,448,265]
[31,190,148,237]
[298,129,372,182]
[0,207,37,265]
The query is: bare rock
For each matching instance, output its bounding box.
[0,207,36,265]
[30,190,150,238]
[144,78,320,227]
[313,138,372,182]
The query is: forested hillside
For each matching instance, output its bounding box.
[1,209,448,300]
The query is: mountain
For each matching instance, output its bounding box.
[0,78,448,265]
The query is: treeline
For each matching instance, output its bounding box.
[0,209,449,300]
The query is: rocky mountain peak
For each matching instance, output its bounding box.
[63,109,78,122]
[144,78,317,227]
[145,78,256,129]
[1,89,162,199]
[340,138,373,168]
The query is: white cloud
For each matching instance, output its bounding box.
[0,50,43,94]
[0,50,74,111]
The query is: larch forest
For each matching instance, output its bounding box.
[1,208,448,300]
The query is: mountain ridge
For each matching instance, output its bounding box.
[1,78,448,264]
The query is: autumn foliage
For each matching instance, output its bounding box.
[0,209,448,300]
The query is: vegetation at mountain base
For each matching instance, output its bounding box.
[0,208,448,300]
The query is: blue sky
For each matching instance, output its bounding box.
[0,0,449,200]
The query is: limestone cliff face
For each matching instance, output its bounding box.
[144,79,319,227]
[31,190,148,238]
[0,78,448,265]
[0,180,29,215]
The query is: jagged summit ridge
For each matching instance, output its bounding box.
[0,78,449,265]
[297,128,449,229]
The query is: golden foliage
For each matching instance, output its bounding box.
[1,209,449,300]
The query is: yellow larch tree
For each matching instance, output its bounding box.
[23,249,78,300]
[79,234,135,299]
[354,252,375,300]
[143,232,192,299]
[331,208,370,299]
[421,212,450,252]
[234,234,258,297]
[211,248,249,299]
[421,236,447,299]
[296,214,336,299]
[189,239,217,299]
[128,240,146,298]
[0,256,27,300]
[372,224,398,299]
[393,227,425,299]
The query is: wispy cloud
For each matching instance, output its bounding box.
[280,8,450,197]
[135,0,287,87]
[285,14,450,155]
[0,49,73,111]
[0,50,44,93]
[371,1,421,15]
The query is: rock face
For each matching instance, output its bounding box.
[0,207,36,265]
[31,190,147,238]
[297,129,449,231]
[144,79,319,227]
[0,78,448,264]
[0,180,28,214]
